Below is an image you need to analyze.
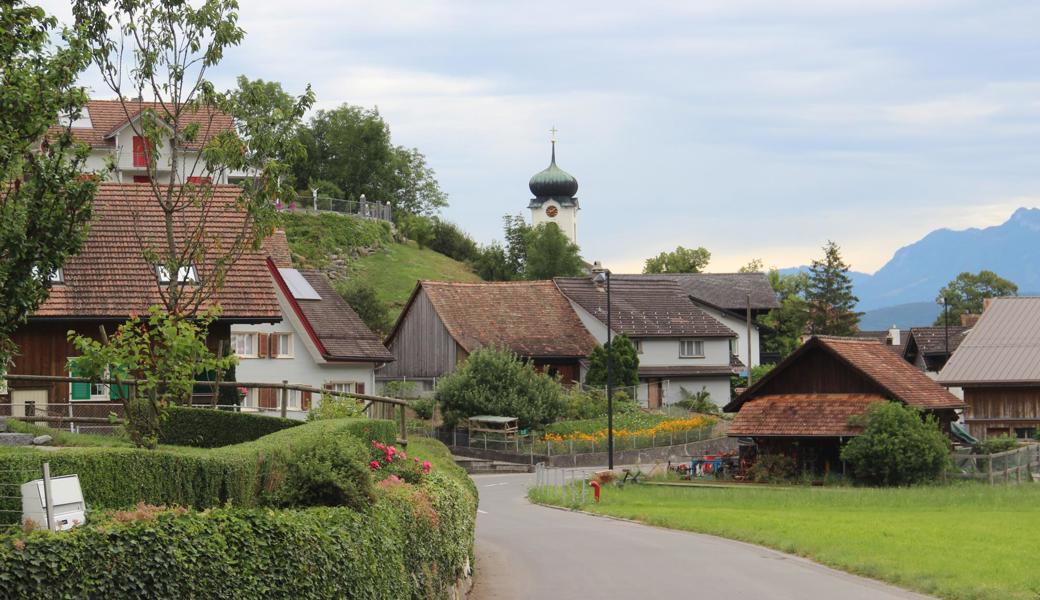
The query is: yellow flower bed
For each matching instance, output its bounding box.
[542,416,714,443]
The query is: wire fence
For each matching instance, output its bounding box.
[283,193,393,222]
[951,444,1040,485]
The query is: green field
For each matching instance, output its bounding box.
[531,482,1040,600]
[350,241,482,319]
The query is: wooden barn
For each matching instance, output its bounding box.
[377,280,598,393]
[938,297,1040,440]
[724,336,964,472]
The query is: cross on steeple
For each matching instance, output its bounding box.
[549,126,558,144]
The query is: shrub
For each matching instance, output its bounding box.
[307,393,366,421]
[840,401,950,486]
[267,434,374,509]
[584,334,640,389]
[428,218,480,263]
[974,435,1019,455]
[369,440,429,484]
[336,279,392,335]
[383,380,419,399]
[159,406,301,447]
[730,364,775,398]
[275,210,393,268]
[410,398,436,420]
[562,388,638,420]
[675,386,720,415]
[747,454,798,483]
[435,347,564,429]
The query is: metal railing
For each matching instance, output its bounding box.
[531,463,595,506]
[283,192,392,222]
[1,374,411,441]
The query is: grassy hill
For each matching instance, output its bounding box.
[349,240,482,320]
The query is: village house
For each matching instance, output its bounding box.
[3,183,280,417]
[230,231,393,419]
[853,326,910,356]
[902,326,970,375]
[377,280,599,393]
[725,336,964,472]
[938,297,1040,440]
[554,276,737,408]
[62,99,248,185]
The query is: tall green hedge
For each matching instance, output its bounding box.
[0,469,475,599]
[0,418,399,513]
[158,406,302,447]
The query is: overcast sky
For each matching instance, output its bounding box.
[40,0,1040,273]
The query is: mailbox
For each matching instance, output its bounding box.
[21,474,86,531]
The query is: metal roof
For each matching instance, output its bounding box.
[938,297,1040,385]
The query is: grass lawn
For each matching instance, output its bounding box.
[349,241,481,319]
[531,482,1040,600]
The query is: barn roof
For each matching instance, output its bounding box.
[938,297,1040,385]
[392,280,598,358]
[554,276,735,338]
[33,183,279,321]
[728,394,881,437]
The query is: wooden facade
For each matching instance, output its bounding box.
[379,290,457,382]
[752,349,882,398]
[963,387,1040,440]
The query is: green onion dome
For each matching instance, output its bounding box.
[529,143,578,198]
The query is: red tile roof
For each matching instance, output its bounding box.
[33,183,279,321]
[263,229,293,268]
[63,99,233,150]
[414,280,599,358]
[728,394,881,437]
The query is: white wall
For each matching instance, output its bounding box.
[636,337,731,366]
[694,302,760,367]
[531,199,578,245]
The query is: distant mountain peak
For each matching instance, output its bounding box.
[1008,206,1040,230]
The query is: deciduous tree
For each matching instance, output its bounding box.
[643,246,711,274]
[758,269,810,356]
[934,270,1018,325]
[524,223,585,280]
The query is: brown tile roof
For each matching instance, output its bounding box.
[854,329,909,356]
[63,99,233,150]
[554,277,735,338]
[33,183,279,321]
[284,269,393,362]
[648,273,779,312]
[263,229,293,268]
[905,326,969,362]
[417,281,598,358]
[728,394,881,437]
[726,336,964,412]
[637,365,734,378]
[939,297,1040,385]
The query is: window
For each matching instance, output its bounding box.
[231,333,257,357]
[326,382,362,395]
[1014,427,1036,440]
[634,339,644,354]
[156,265,198,284]
[272,333,292,358]
[187,176,212,185]
[31,266,64,283]
[68,359,109,402]
[679,339,705,358]
[133,175,151,184]
[132,135,152,167]
[729,338,739,356]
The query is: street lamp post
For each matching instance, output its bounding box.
[937,296,950,365]
[592,262,614,470]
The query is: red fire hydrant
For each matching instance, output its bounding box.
[589,480,601,503]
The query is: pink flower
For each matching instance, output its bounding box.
[387,446,397,458]
[422,461,432,474]
[369,460,381,470]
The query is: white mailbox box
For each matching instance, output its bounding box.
[21,474,86,531]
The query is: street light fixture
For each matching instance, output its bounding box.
[591,261,614,471]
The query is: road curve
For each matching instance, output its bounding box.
[471,472,932,600]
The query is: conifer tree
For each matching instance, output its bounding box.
[806,241,861,335]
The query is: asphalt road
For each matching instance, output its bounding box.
[471,472,933,600]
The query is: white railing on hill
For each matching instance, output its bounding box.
[280,192,392,222]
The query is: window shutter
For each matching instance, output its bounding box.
[302,390,312,411]
[109,364,130,401]
[269,334,279,358]
[259,387,277,409]
[132,136,150,167]
[257,333,269,358]
[356,382,365,395]
[68,359,91,401]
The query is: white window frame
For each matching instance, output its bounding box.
[325,382,358,395]
[156,265,198,284]
[729,338,738,356]
[286,388,301,410]
[231,332,257,358]
[679,339,705,359]
[273,333,293,358]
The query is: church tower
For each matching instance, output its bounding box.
[528,133,579,245]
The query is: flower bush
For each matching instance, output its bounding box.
[369,440,431,484]
[544,414,716,442]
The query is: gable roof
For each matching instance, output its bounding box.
[262,229,293,269]
[938,297,1040,386]
[392,281,598,358]
[33,183,279,321]
[648,273,779,312]
[728,394,881,437]
[726,336,963,412]
[269,264,392,363]
[554,276,735,338]
[854,329,909,356]
[63,99,234,151]
[904,326,970,357]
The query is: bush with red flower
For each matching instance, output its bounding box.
[369,440,431,484]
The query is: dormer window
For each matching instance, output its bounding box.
[132,136,153,167]
[31,266,64,284]
[156,265,198,284]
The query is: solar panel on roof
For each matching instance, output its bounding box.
[278,268,321,300]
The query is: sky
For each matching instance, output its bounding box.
[39,0,1040,274]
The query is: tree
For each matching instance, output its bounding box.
[643,246,711,274]
[0,2,96,369]
[738,258,764,273]
[584,335,640,389]
[806,241,861,335]
[294,104,447,217]
[503,214,530,277]
[471,242,513,282]
[758,269,810,356]
[934,270,1018,325]
[840,401,950,486]
[337,280,391,336]
[524,223,585,279]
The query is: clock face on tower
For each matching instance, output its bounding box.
[545,206,558,218]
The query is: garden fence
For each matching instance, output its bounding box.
[951,444,1040,485]
[531,463,595,505]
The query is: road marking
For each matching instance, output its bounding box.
[483,482,509,488]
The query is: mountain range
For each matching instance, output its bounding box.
[781,207,1040,328]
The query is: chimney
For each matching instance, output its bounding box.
[960,313,980,328]
[888,325,901,347]
[982,297,994,312]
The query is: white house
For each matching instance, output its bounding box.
[66,99,249,185]
[231,232,394,419]
[555,276,737,408]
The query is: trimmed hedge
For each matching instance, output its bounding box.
[158,406,302,447]
[0,418,399,513]
[0,439,476,599]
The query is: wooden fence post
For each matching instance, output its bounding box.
[399,403,407,442]
[988,455,994,485]
[280,381,288,419]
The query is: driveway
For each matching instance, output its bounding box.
[471,472,932,600]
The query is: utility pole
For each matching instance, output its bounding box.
[746,293,754,387]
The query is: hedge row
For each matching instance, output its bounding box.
[0,418,399,513]
[158,406,302,447]
[0,440,476,599]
